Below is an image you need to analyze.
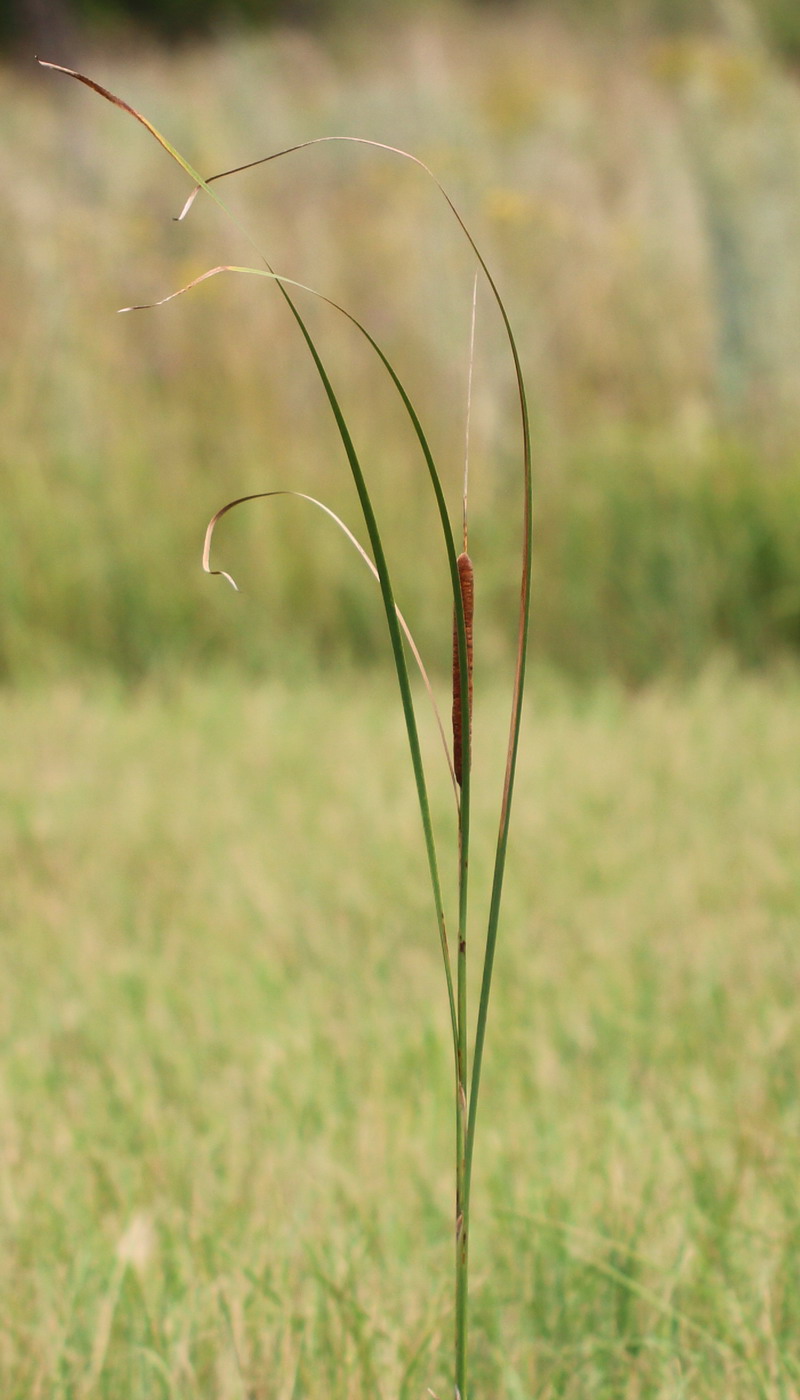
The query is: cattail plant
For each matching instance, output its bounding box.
[42,57,532,1400]
[452,552,474,790]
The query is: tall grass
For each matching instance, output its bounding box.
[37,54,536,1396]
[3,668,800,1396]
[5,12,800,683]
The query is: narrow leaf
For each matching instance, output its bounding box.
[203,489,457,797]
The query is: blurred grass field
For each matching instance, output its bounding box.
[4,8,800,683]
[2,666,800,1397]
[5,8,800,1396]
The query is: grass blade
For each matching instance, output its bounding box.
[40,66,534,1399]
[38,59,461,1078]
[203,488,458,796]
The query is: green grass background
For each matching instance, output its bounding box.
[4,9,800,684]
[2,668,799,1396]
[5,7,800,1396]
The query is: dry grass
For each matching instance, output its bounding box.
[1,665,799,1395]
[3,13,800,680]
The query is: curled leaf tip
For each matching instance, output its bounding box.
[176,187,201,221]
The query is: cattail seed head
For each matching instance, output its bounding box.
[452,551,474,787]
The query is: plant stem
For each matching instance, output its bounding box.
[463,327,532,1298]
[454,587,472,1399]
[45,67,531,1395]
[455,929,468,1400]
[455,924,469,1399]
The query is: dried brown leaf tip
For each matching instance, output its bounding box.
[452,552,474,787]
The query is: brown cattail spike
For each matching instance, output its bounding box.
[452,552,474,787]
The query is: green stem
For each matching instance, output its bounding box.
[268,276,475,1400]
[453,555,472,1398]
[455,784,470,1395]
[46,65,531,1400]
[463,328,532,1248]
[355,297,473,1400]
[282,293,456,1025]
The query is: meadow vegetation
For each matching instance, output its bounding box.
[5,9,800,1395]
[3,9,800,684]
[2,667,799,1396]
